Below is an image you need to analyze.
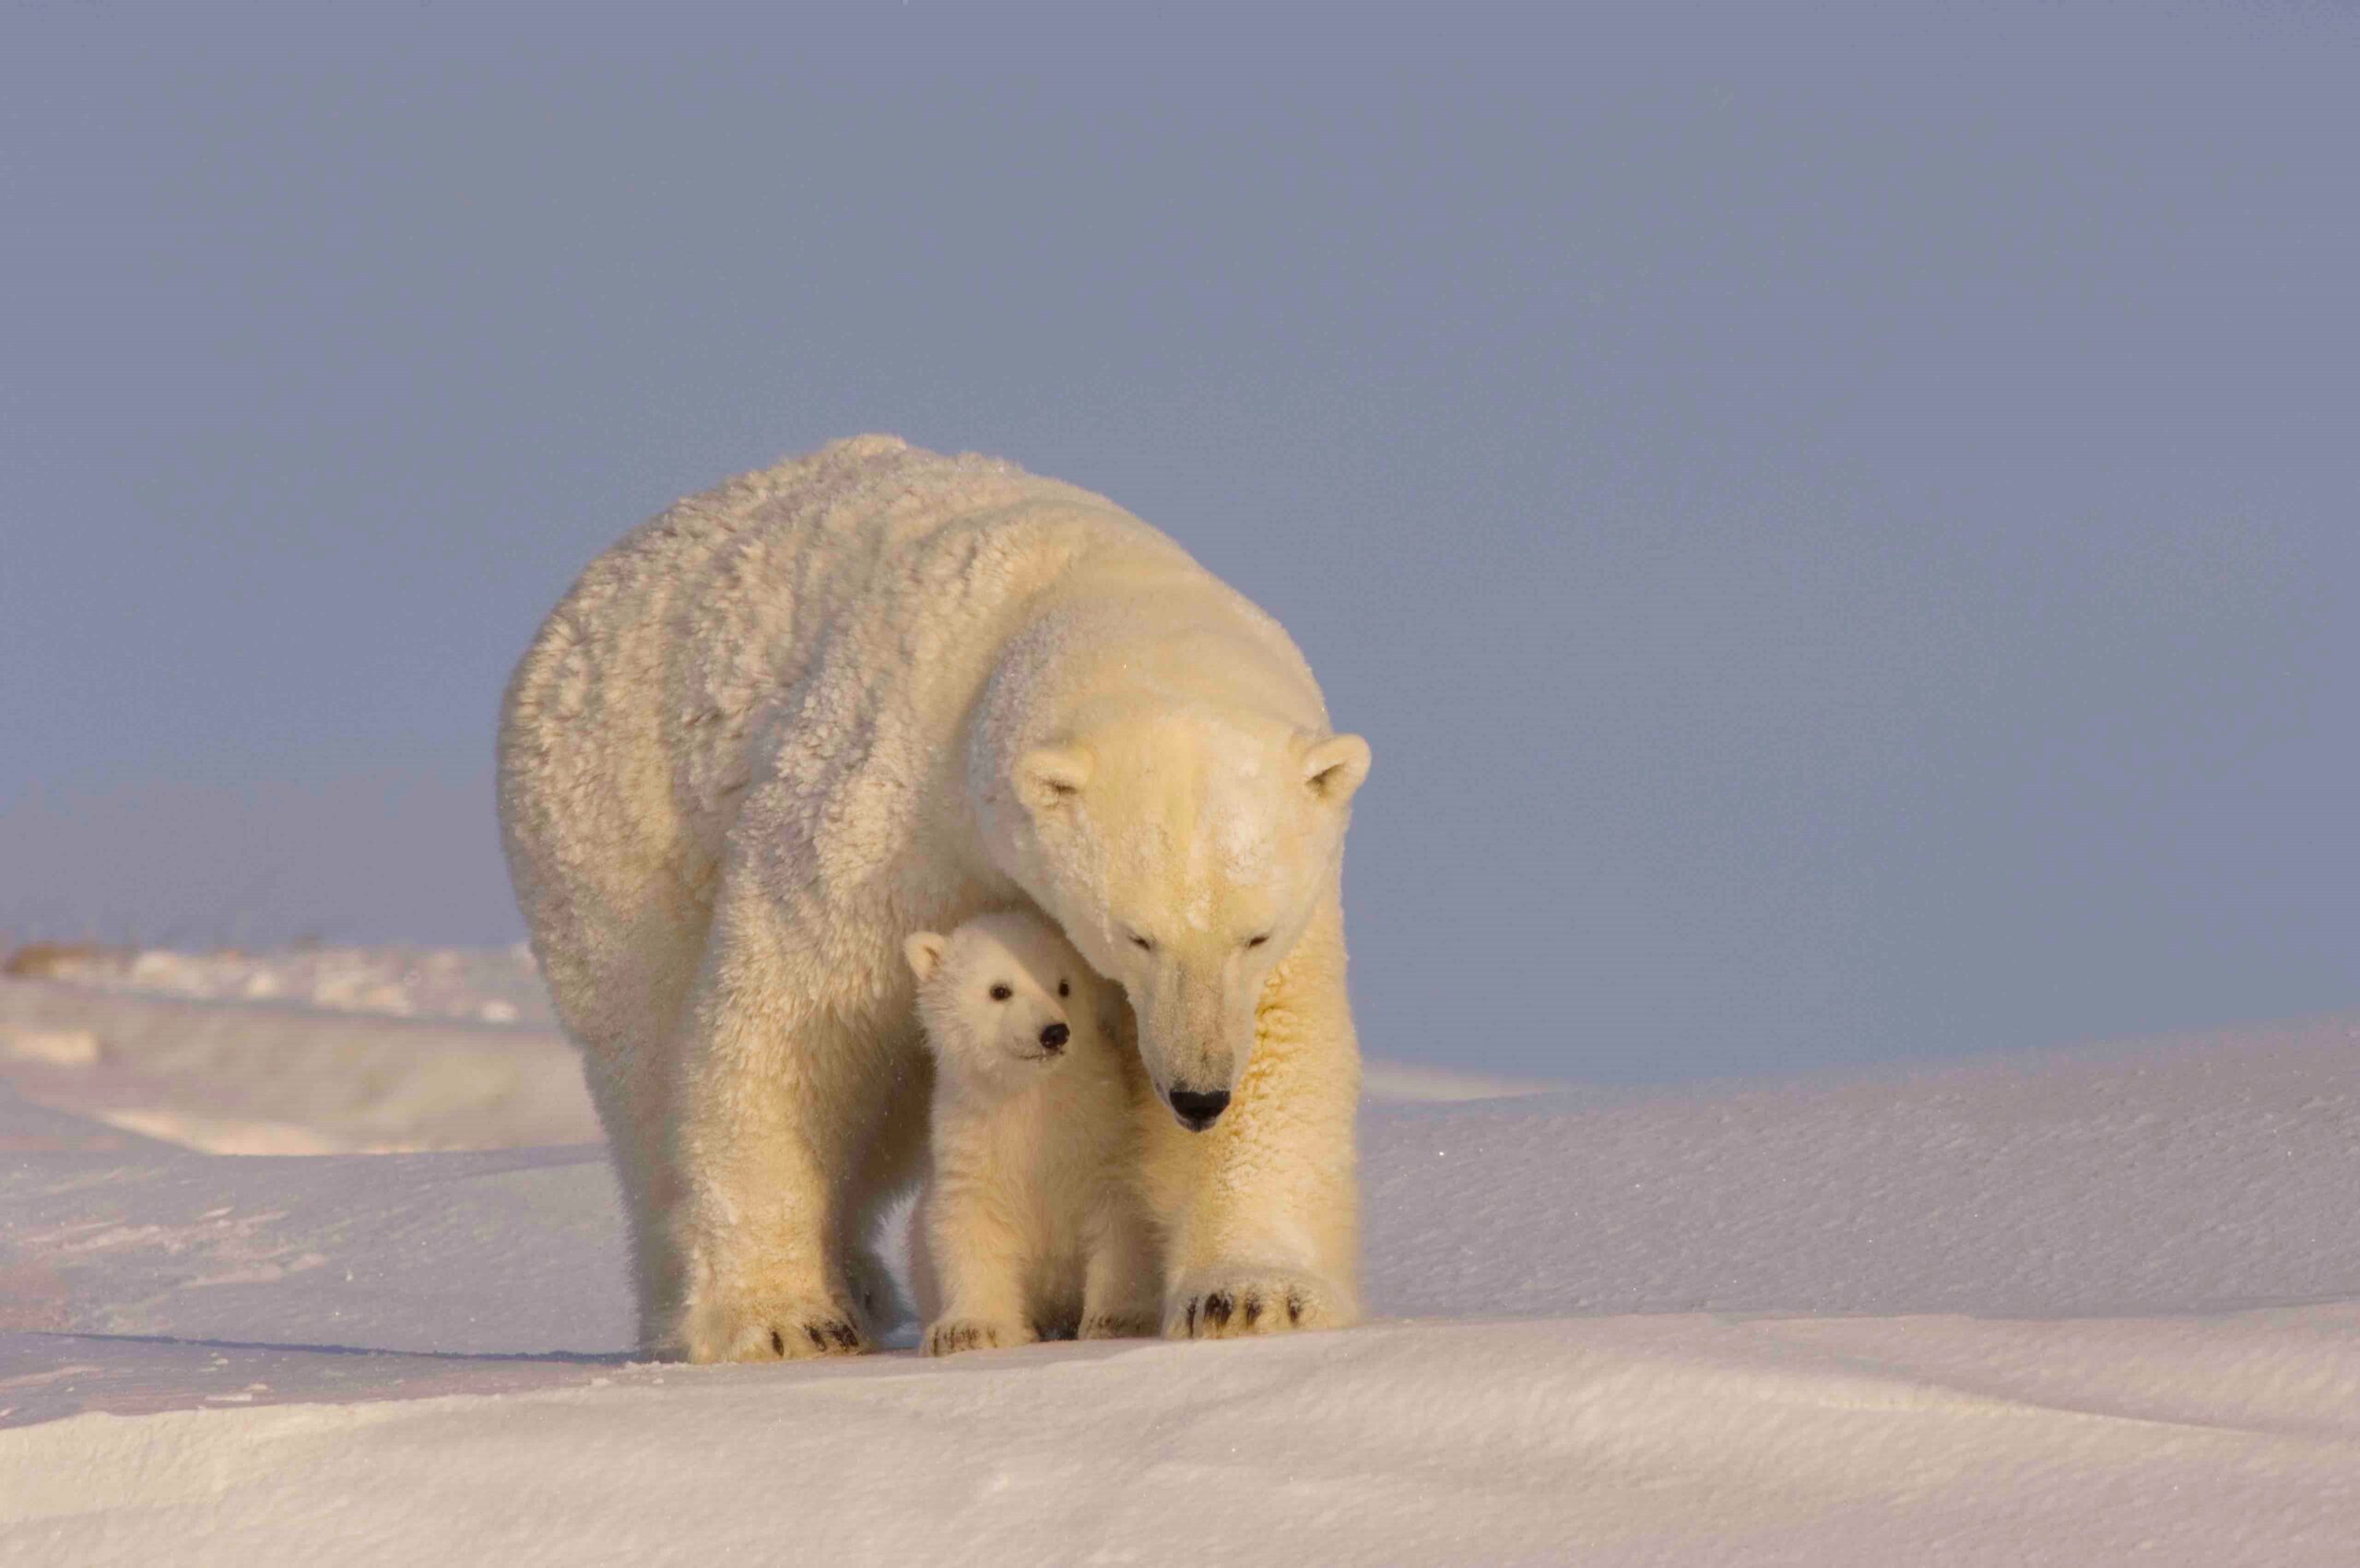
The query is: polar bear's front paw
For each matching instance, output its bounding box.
[922,1315,1035,1357]
[678,1291,867,1363]
[1165,1268,1354,1340]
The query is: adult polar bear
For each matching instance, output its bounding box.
[499,436,1372,1362]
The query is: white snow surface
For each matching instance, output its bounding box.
[4,953,2358,1564]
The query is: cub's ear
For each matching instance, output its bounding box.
[1015,746,1092,812]
[903,932,948,983]
[1302,733,1372,805]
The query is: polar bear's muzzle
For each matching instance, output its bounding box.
[1132,968,1252,1128]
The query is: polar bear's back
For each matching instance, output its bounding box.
[505,435,1177,830]
[496,437,1186,1044]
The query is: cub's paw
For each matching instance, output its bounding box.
[1165,1268,1355,1340]
[922,1316,1036,1357]
[678,1291,867,1363]
[1079,1308,1160,1341]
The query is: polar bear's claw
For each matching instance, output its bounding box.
[682,1293,868,1362]
[1168,1270,1351,1339]
[798,1320,859,1353]
[923,1316,1036,1356]
[1079,1310,1159,1340]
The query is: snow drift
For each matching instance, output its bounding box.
[3,956,2357,1564]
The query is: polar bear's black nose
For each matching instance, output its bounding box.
[1039,1022,1068,1053]
[1168,1088,1230,1130]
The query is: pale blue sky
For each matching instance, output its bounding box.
[5,1,2354,1079]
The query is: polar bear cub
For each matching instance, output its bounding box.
[904,909,1160,1355]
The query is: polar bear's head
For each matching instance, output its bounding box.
[903,909,1101,1087]
[983,705,1370,1129]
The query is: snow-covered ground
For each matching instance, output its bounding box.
[5,940,559,1028]
[4,950,2357,1564]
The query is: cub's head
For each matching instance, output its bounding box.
[903,909,1102,1083]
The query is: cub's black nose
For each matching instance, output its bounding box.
[1039,1022,1069,1052]
[1168,1088,1231,1130]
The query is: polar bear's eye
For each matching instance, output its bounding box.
[1129,934,1154,952]
[988,984,1012,1002]
[1245,934,1270,949]
[1057,979,1070,997]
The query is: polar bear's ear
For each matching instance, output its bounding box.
[903,932,948,983]
[1015,746,1092,812]
[1302,733,1372,806]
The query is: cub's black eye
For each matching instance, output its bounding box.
[1245,933,1270,949]
[988,984,1012,1002]
[1057,979,1070,997]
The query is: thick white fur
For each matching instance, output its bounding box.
[498,435,1370,1361]
[905,910,1159,1355]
